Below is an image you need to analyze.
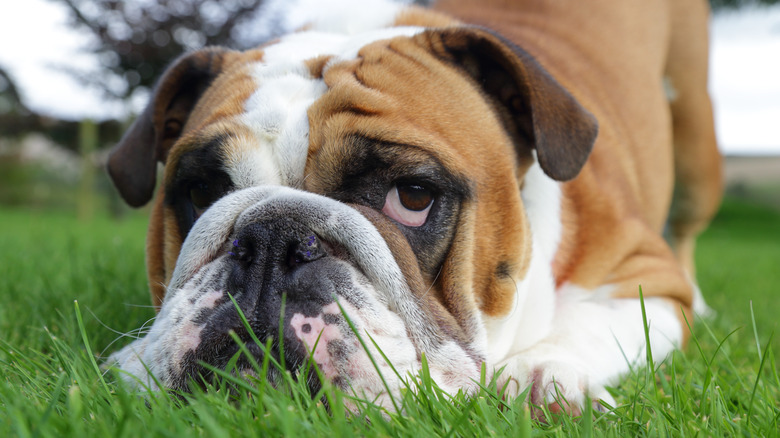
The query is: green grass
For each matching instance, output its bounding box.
[1,197,779,436]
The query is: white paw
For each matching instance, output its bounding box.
[497,356,615,416]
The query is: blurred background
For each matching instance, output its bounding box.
[0,0,778,217]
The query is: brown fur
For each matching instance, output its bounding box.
[132,51,268,306]
[303,28,594,328]
[434,0,722,329]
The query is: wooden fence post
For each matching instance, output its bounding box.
[78,119,97,221]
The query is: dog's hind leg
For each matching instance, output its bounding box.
[663,0,723,315]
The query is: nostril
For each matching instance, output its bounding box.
[286,234,326,268]
[229,238,255,266]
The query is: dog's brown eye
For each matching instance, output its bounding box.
[190,182,216,216]
[397,184,433,211]
[382,184,434,227]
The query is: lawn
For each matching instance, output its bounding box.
[1,197,778,436]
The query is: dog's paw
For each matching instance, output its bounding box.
[497,356,614,417]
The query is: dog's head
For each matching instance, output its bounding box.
[107,9,596,402]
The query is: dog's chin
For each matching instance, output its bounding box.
[159,258,404,394]
[108,274,423,401]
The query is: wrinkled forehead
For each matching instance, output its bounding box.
[166,23,429,188]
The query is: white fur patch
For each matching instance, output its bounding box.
[231,62,327,189]
[495,283,683,406]
[231,9,425,190]
[482,161,561,361]
[481,161,683,406]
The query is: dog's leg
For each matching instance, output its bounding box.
[498,286,683,416]
[664,0,723,315]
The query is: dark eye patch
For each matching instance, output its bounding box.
[313,135,471,276]
[165,134,235,238]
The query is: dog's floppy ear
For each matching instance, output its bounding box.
[416,27,597,181]
[107,47,236,207]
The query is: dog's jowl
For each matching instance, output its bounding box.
[106,0,722,413]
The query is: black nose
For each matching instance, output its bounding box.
[231,218,326,273]
[225,216,340,322]
[192,217,351,391]
[218,217,344,374]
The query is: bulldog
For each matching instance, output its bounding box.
[106,0,722,413]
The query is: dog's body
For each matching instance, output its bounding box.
[107,0,721,412]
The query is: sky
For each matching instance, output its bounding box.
[0,0,127,119]
[0,0,778,155]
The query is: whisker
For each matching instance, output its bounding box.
[98,313,158,357]
[419,265,443,299]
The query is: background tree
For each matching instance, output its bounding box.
[51,0,275,104]
[0,67,28,118]
[0,64,120,150]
